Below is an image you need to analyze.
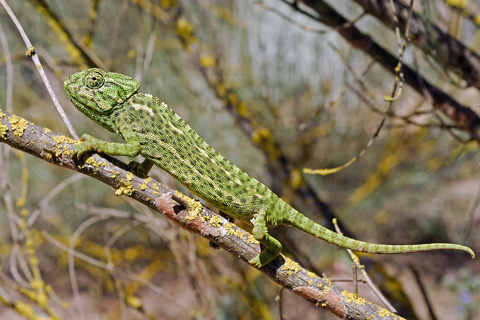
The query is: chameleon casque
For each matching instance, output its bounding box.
[64,68,475,267]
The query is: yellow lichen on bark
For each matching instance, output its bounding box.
[8,115,28,137]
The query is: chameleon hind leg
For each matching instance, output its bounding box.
[249,209,282,267]
[128,158,155,177]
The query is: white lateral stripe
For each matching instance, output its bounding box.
[195,145,210,158]
[132,103,154,116]
[169,123,184,135]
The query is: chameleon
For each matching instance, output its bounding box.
[64,68,475,267]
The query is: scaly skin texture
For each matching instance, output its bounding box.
[64,68,475,267]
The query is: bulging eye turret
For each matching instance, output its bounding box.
[84,70,105,89]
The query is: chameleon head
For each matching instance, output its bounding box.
[64,68,141,114]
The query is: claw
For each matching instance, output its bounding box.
[248,255,263,268]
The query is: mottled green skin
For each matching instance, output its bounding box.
[64,69,475,266]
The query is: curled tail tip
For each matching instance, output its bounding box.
[459,246,475,258]
[449,245,474,258]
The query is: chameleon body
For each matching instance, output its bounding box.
[64,68,475,267]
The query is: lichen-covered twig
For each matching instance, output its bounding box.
[0,109,406,319]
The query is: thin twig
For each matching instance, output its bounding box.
[28,173,86,226]
[0,20,13,111]
[104,220,140,317]
[333,219,398,313]
[353,263,358,294]
[278,287,285,320]
[0,0,78,139]
[10,245,31,287]
[41,230,187,313]
[303,0,416,176]
[348,84,463,132]
[409,265,438,320]
[68,215,111,320]
[464,180,480,241]
[135,30,157,82]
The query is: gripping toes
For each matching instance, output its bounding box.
[249,255,266,268]
[127,158,154,177]
[74,134,95,159]
[248,246,281,267]
[249,211,283,267]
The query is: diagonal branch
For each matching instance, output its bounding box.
[0,110,405,320]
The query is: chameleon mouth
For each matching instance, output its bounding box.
[64,83,83,106]
[64,74,80,96]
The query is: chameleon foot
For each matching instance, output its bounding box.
[248,249,279,267]
[127,158,154,177]
[250,209,283,267]
[73,134,97,160]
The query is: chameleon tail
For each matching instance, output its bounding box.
[284,209,475,258]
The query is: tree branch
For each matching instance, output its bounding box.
[0,110,405,319]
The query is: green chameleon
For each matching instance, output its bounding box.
[64,68,475,267]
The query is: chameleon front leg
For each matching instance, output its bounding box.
[249,208,283,267]
[74,123,152,176]
[75,134,141,158]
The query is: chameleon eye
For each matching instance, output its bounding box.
[84,71,105,89]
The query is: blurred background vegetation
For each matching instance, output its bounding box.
[0,0,479,319]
